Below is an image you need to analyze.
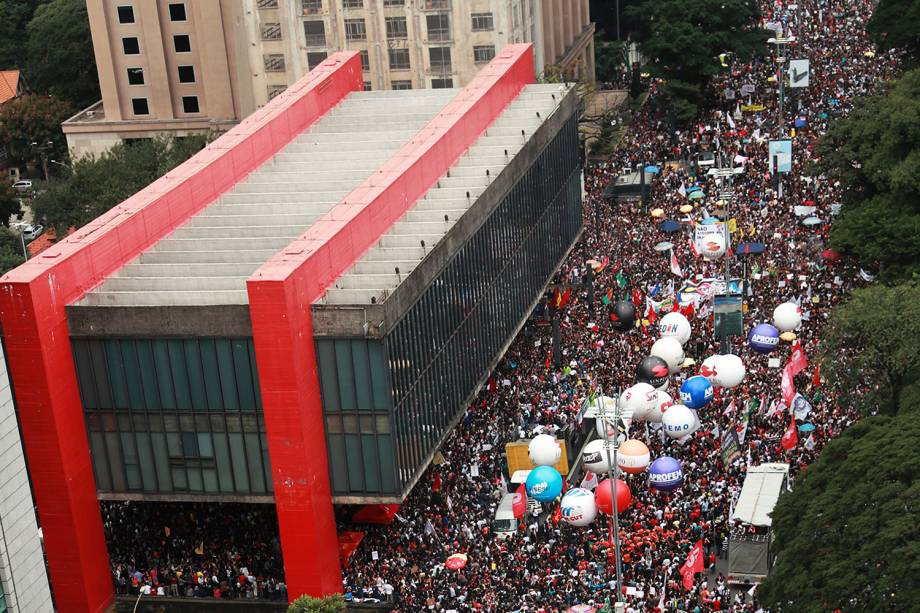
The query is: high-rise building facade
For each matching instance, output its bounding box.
[63,0,593,158]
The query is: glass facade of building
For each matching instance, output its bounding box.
[313,115,583,496]
[72,338,273,497]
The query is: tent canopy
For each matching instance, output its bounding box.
[732,463,790,527]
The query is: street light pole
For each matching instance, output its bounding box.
[595,387,624,609]
[767,37,796,133]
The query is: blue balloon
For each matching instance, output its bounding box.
[526,465,563,502]
[679,375,713,409]
[749,323,781,353]
[648,456,683,491]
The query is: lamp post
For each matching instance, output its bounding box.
[594,386,626,612]
[767,37,796,132]
[11,222,29,260]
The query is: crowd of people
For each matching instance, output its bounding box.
[101,0,901,609]
[341,0,899,611]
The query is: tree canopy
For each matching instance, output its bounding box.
[31,135,210,235]
[758,412,920,612]
[818,282,920,418]
[0,1,44,71]
[816,70,920,282]
[626,0,767,123]
[26,0,98,108]
[287,594,346,613]
[0,94,72,169]
[867,0,920,61]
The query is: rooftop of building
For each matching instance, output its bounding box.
[0,70,21,105]
[74,83,572,312]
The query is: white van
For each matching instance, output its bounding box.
[492,493,518,538]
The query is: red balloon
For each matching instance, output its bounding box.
[595,479,632,514]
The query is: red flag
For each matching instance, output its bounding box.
[553,288,562,308]
[670,249,684,277]
[680,539,705,590]
[781,417,798,450]
[722,399,736,417]
[812,363,821,388]
[680,301,695,319]
[689,238,700,258]
[781,362,796,407]
[559,287,573,308]
[512,484,527,518]
[545,351,552,369]
[788,340,808,376]
[632,287,642,307]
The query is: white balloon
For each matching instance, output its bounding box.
[716,354,746,388]
[662,404,695,439]
[659,312,692,346]
[619,383,658,422]
[701,232,727,259]
[528,434,561,467]
[773,302,802,332]
[583,439,614,474]
[700,355,723,386]
[646,391,673,423]
[560,488,598,527]
[651,336,686,375]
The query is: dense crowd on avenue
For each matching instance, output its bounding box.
[100,0,900,609]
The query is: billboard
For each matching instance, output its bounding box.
[768,139,792,173]
[714,293,744,338]
[788,58,809,88]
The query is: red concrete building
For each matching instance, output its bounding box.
[0,45,582,612]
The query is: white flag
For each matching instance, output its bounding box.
[791,393,813,420]
[580,471,599,490]
[669,249,684,277]
[804,433,816,451]
[678,182,687,198]
[736,423,748,445]
[726,113,736,130]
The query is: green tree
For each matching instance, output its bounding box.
[819,282,920,418]
[0,183,21,227]
[626,0,768,122]
[0,1,44,70]
[26,0,98,108]
[31,134,211,235]
[0,94,72,175]
[287,594,347,613]
[867,0,920,61]
[758,413,920,612]
[0,227,25,273]
[816,70,920,282]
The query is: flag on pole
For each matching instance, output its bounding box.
[727,112,736,129]
[680,539,705,591]
[580,470,599,490]
[616,270,628,288]
[788,340,808,376]
[678,183,687,198]
[781,362,796,407]
[689,237,700,258]
[791,393,813,420]
[812,363,822,388]
[602,288,613,305]
[723,399,736,417]
[780,417,798,450]
[669,249,684,277]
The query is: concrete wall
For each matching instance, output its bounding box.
[0,346,53,613]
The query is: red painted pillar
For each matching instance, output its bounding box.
[247,278,342,598]
[0,283,113,613]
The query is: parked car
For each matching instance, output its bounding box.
[21,224,43,241]
[11,180,32,193]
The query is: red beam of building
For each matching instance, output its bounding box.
[246,44,534,601]
[0,53,362,613]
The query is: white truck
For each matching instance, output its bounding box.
[728,462,790,585]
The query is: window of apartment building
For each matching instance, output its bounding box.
[122,37,140,55]
[344,19,366,41]
[126,67,144,85]
[173,34,191,53]
[388,48,410,70]
[363,81,372,90]
[473,44,495,64]
[391,80,412,90]
[131,98,149,115]
[359,50,369,71]
[168,3,187,21]
[264,54,286,72]
[422,0,449,9]
[257,0,279,7]
[302,0,322,14]
[343,0,363,8]
[307,51,328,69]
[383,0,404,6]
[471,12,494,31]
[267,85,287,100]
[303,20,326,46]
[117,5,135,24]
[385,16,407,39]
[261,22,282,40]
[182,95,200,113]
[426,13,450,41]
[428,46,451,72]
[178,65,195,83]
[431,77,453,89]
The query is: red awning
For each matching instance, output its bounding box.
[337,530,364,566]
[352,503,400,525]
